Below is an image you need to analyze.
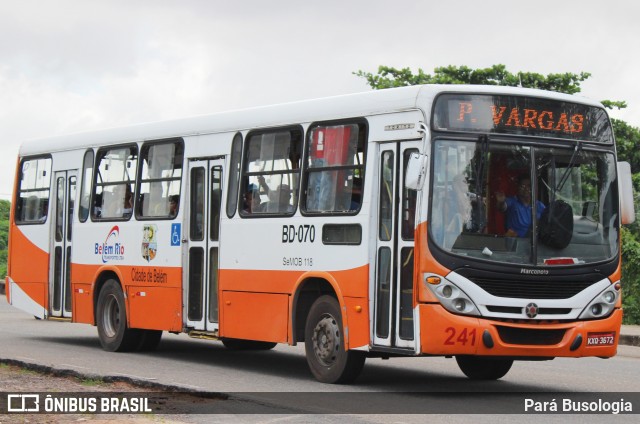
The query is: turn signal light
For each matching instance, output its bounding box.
[426,276,441,285]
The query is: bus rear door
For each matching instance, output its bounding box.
[50,170,77,318]
[185,159,224,332]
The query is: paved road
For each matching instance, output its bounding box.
[1,296,639,422]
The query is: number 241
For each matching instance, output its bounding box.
[444,327,477,346]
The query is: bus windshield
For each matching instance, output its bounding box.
[430,138,619,266]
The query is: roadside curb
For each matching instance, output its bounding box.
[0,357,224,397]
[619,334,640,347]
[0,357,312,415]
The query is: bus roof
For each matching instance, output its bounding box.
[18,84,604,156]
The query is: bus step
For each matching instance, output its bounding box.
[188,330,220,340]
[48,316,72,322]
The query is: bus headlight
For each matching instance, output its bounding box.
[603,291,616,303]
[426,278,480,317]
[453,298,466,312]
[442,285,453,298]
[579,286,619,319]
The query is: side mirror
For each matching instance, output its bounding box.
[618,161,636,225]
[405,152,426,191]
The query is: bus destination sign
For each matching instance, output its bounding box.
[432,94,613,143]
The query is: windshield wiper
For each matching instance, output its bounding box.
[557,141,582,190]
[550,140,582,203]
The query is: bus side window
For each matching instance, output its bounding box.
[136,140,183,219]
[15,157,52,224]
[303,121,366,214]
[240,127,302,216]
[78,149,94,223]
[93,146,138,220]
[226,133,242,218]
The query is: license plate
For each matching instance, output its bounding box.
[586,332,615,346]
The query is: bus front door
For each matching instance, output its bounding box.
[50,170,77,318]
[185,159,224,332]
[374,142,420,349]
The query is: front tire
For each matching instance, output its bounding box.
[455,356,513,380]
[96,279,140,352]
[304,295,365,384]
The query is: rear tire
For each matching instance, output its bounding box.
[96,279,140,352]
[221,338,277,350]
[304,295,365,384]
[455,356,513,380]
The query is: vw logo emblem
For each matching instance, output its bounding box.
[525,302,539,318]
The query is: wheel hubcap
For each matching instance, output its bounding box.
[312,315,340,366]
[102,294,120,338]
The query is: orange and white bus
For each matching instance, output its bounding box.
[6,85,636,383]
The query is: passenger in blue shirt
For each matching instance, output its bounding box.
[496,176,546,237]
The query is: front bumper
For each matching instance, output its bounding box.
[419,303,621,358]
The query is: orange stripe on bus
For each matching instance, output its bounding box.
[414,222,449,304]
[8,227,49,308]
[220,265,369,298]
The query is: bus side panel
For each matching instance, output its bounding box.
[70,263,101,325]
[71,263,183,327]
[342,296,369,349]
[127,286,182,331]
[219,269,303,294]
[72,283,93,324]
[219,266,369,297]
[221,291,289,343]
[7,226,49,311]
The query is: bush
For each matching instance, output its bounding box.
[622,228,640,324]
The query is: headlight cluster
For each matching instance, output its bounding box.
[578,282,620,319]
[425,274,481,316]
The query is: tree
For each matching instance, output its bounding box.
[613,119,640,177]
[355,64,640,324]
[354,64,592,94]
[0,220,7,250]
[0,200,9,278]
[0,200,9,221]
[621,228,640,324]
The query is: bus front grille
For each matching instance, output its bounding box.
[496,326,566,345]
[473,279,594,299]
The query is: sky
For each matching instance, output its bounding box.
[1,0,639,200]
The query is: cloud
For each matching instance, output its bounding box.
[1,0,639,200]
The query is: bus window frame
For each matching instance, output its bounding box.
[226,132,243,219]
[300,118,368,217]
[239,125,304,218]
[134,138,184,221]
[91,143,139,222]
[78,149,94,223]
[15,154,53,226]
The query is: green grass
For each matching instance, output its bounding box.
[79,377,104,387]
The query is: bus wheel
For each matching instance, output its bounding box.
[304,295,365,384]
[221,338,277,350]
[137,330,163,352]
[96,279,140,352]
[455,356,513,380]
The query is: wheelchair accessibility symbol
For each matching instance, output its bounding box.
[171,223,181,246]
